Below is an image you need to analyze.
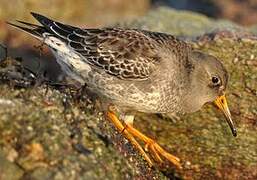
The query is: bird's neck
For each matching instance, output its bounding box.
[180,62,206,114]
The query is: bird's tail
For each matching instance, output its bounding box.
[8,12,78,41]
[7,18,47,41]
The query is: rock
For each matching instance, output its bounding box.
[154,0,257,26]
[119,7,244,38]
[26,167,53,180]
[0,152,24,180]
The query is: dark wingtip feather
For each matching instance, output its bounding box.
[16,20,40,28]
[7,21,44,39]
[6,21,30,32]
[30,12,45,20]
[30,12,53,27]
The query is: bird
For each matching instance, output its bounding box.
[8,12,237,168]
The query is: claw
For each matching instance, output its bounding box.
[150,144,163,163]
[125,122,181,168]
[106,108,182,168]
[144,143,149,152]
[107,110,153,167]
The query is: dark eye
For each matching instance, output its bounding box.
[211,76,221,86]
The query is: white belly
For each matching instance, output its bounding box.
[44,35,92,84]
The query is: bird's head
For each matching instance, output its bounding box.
[182,50,237,137]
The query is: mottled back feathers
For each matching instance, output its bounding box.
[9,12,192,80]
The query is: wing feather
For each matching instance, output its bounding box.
[30,13,189,80]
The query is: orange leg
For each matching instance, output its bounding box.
[107,110,153,166]
[106,109,182,168]
[125,123,181,168]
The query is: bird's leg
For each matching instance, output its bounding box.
[107,108,181,168]
[124,123,182,168]
[106,110,153,166]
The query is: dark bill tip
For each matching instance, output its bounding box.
[232,128,237,137]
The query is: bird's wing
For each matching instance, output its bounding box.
[139,30,192,59]
[10,13,191,80]
[69,28,162,80]
[26,13,164,80]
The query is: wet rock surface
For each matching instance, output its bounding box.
[0,7,257,180]
[153,0,257,26]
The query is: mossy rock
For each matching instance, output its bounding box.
[0,7,256,180]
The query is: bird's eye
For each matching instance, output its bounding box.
[211,76,221,86]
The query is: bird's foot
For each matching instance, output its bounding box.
[124,123,181,168]
[106,109,181,168]
[107,110,154,166]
